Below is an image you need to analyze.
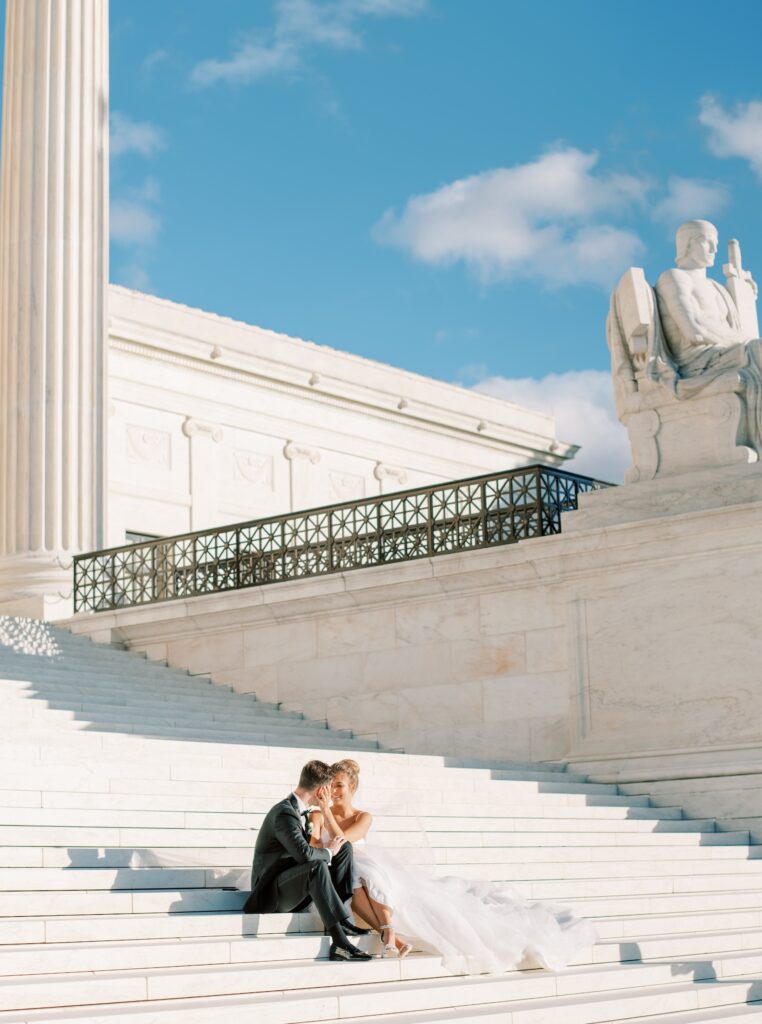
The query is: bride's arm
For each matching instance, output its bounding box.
[307,811,324,848]
[317,791,346,841]
[341,811,372,843]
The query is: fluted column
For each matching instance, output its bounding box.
[0,0,109,613]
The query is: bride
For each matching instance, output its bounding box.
[308,758,597,975]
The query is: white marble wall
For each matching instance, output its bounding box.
[66,544,572,762]
[561,466,762,760]
[67,464,762,776]
[105,285,575,547]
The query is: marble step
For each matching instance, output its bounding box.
[0,741,592,782]
[0,888,248,918]
[1,985,759,1024]
[0,827,747,854]
[0,779,654,805]
[0,819,742,848]
[7,853,762,892]
[0,668,240,688]
[0,763,600,794]
[0,696,317,723]
[3,841,755,870]
[0,724,378,749]
[0,680,302,713]
[0,932,345,978]
[0,731,562,772]
[0,805,698,830]
[0,911,320,946]
[5,922,762,980]
[566,888,762,918]
[3,899,761,948]
[10,700,310,727]
[15,829,744,857]
[0,712,354,740]
[0,660,192,680]
[7,868,762,918]
[0,734,584,780]
[0,947,761,1015]
[589,925,762,962]
[0,788,658,816]
[0,757,616,793]
[0,670,234,692]
[0,720,373,742]
[590,1007,762,1024]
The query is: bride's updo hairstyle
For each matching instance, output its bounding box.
[331,758,360,792]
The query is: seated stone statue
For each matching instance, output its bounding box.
[607,219,762,482]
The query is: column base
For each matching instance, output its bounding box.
[0,554,74,621]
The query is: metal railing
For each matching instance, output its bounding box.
[73,464,610,613]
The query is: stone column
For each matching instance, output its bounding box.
[0,0,109,616]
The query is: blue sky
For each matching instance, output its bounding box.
[3,1,762,479]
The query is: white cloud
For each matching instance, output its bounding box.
[651,175,729,225]
[111,178,161,247]
[699,94,762,179]
[116,262,152,291]
[111,201,160,246]
[142,49,170,73]
[373,148,648,289]
[191,0,425,86]
[471,369,630,482]
[110,112,166,158]
[193,40,299,85]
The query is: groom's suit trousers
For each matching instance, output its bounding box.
[269,841,354,927]
[242,795,355,929]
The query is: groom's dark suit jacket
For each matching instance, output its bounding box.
[247,794,331,913]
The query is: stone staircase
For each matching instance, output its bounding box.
[1,620,762,1022]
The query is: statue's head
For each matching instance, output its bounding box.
[675,219,718,270]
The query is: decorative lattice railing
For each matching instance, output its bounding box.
[73,464,609,613]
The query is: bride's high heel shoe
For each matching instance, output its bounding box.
[379,924,397,958]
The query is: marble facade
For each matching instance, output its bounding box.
[105,285,576,548]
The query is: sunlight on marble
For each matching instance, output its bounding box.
[0,616,60,657]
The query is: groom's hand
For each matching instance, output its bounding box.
[327,836,345,855]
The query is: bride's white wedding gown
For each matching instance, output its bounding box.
[346,831,597,975]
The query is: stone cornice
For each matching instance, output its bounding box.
[107,284,577,461]
[108,336,575,462]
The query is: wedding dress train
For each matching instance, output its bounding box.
[350,834,597,975]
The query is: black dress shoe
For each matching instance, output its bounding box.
[329,941,373,962]
[342,921,372,936]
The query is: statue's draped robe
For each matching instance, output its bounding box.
[649,277,762,457]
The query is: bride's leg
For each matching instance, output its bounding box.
[366,894,411,956]
[351,885,383,932]
[365,894,398,950]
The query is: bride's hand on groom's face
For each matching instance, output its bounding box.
[315,786,331,812]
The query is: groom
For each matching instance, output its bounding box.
[242,759,373,961]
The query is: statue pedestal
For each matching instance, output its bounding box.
[559,467,762,828]
[564,462,762,531]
